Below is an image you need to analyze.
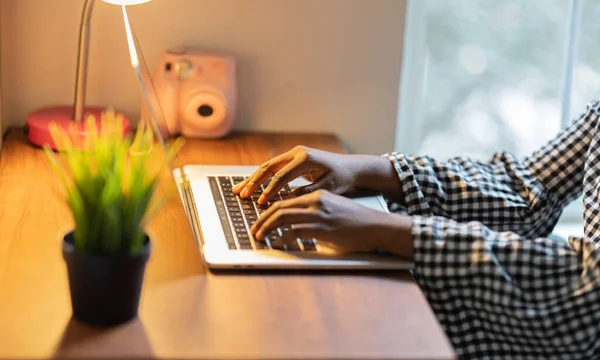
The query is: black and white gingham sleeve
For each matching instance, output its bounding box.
[384,99,598,237]
[383,101,600,358]
[411,217,600,358]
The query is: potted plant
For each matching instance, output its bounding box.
[45,109,182,327]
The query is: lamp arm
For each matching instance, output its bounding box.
[73,0,95,123]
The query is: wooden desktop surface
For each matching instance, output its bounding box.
[0,129,455,360]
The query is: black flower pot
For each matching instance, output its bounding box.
[62,232,151,327]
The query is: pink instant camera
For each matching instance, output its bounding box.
[148,49,237,138]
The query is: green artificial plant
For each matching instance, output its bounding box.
[45,109,183,254]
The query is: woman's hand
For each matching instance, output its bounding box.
[250,189,414,258]
[232,146,401,205]
[232,146,357,205]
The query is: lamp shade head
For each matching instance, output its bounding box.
[102,0,151,5]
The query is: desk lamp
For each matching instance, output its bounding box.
[26,0,151,150]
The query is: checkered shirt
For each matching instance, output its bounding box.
[384,99,600,359]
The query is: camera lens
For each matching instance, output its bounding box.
[165,62,172,71]
[197,105,214,117]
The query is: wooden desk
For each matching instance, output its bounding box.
[0,129,455,360]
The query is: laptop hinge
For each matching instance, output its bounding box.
[178,169,205,247]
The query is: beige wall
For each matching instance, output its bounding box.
[0,1,2,153]
[0,0,405,155]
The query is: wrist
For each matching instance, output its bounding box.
[350,155,401,192]
[374,213,414,260]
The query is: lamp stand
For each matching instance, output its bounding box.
[26,0,130,150]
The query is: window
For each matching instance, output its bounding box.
[397,0,587,237]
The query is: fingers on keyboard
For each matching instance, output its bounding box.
[213,176,316,252]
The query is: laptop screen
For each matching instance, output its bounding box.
[120,5,172,152]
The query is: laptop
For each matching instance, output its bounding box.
[120,7,413,270]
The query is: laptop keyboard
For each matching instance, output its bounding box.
[209,176,318,252]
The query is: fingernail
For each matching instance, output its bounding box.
[256,231,263,240]
[250,225,256,234]
[241,189,249,197]
[258,195,266,204]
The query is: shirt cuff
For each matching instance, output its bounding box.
[410,215,475,280]
[381,152,429,215]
